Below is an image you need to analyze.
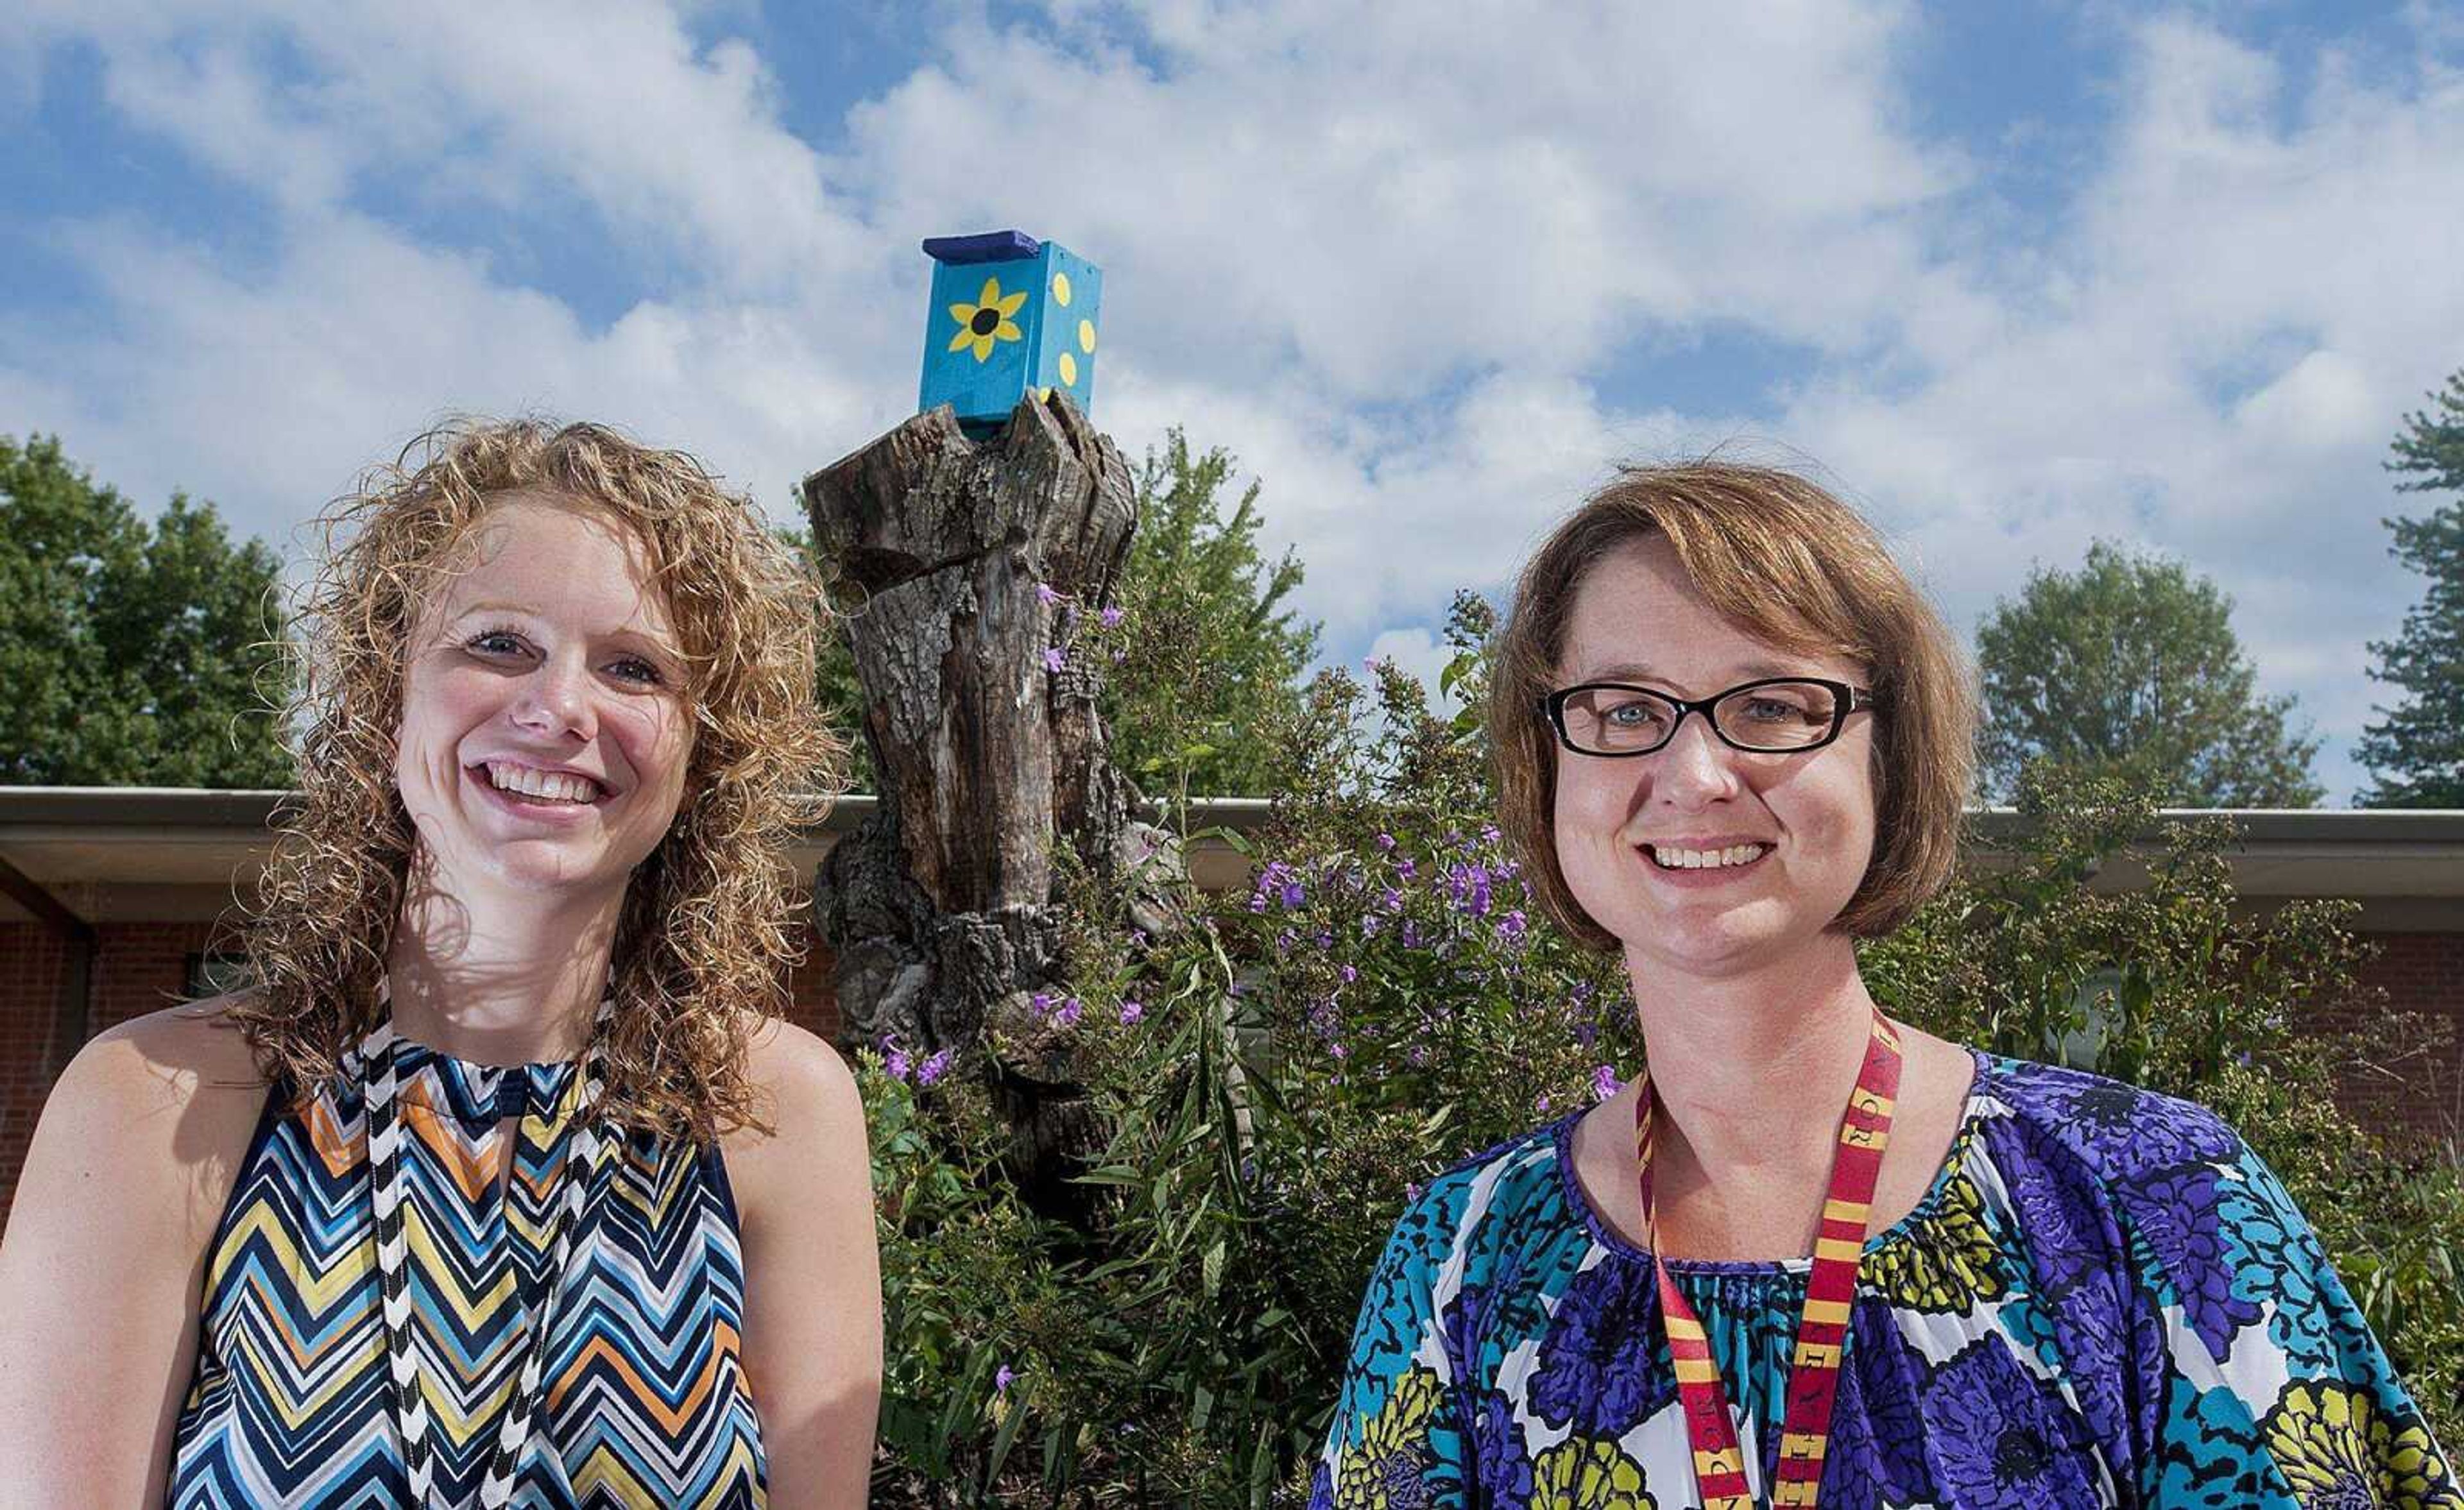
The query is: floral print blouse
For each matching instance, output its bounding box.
[1313,1052,2458,1509]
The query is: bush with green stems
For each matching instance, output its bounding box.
[861,595,2462,1504]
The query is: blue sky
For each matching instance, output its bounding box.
[6,0,2461,801]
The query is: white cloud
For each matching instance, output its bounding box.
[839,0,1953,398]
[6,2,2461,804]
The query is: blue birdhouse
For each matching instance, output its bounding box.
[918,230,1103,430]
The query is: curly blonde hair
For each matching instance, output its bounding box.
[230,417,842,1141]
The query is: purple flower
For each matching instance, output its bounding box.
[1481,824,1501,844]
[1042,647,1066,673]
[1536,1092,1552,1113]
[1447,862,1493,917]
[1031,991,1054,1016]
[1362,915,1383,937]
[1376,832,1397,851]
[1100,605,1124,629]
[1036,583,1061,606]
[994,1364,1015,1394]
[1339,965,1357,983]
[1380,887,1405,913]
[1591,1064,1622,1101]
[1280,881,1306,908]
[884,1046,912,1080]
[1499,909,1528,940]
[917,1049,954,1086]
[1399,921,1423,949]
[1118,999,1144,1025]
[1330,1041,1348,1060]
[1054,997,1083,1028]
[1315,931,1333,947]
[1396,858,1417,881]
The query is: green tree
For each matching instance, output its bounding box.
[0,435,291,786]
[1104,430,1321,799]
[1977,541,2323,807]
[2356,370,2464,807]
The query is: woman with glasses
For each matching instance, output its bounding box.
[1314,463,2455,1507]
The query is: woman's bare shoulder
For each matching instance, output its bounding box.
[721,1019,867,1210]
[73,994,270,1114]
[731,1019,861,1141]
[37,995,273,1210]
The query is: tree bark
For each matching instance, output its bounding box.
[801,393,1150,1187]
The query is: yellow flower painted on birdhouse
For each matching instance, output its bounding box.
[946,276,1029,362]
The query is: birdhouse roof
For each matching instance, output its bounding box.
[921,230,1043,265]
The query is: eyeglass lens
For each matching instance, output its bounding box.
[1557,681,1842,754]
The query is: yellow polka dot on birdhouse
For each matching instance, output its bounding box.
[1058,352,1079,386]
[1052,271,1072,307]
[1078,319,1097,354]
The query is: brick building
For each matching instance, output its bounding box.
[3,788,2460,1229]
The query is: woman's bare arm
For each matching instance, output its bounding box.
[0,1002,266,1508]
[725,1021,882,1508]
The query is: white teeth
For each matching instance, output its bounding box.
[484,762,601,804]
[1648,843,1767,870]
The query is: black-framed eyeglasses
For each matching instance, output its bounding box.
[1538,677,1881,757]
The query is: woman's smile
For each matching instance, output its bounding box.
[466,758,615,819]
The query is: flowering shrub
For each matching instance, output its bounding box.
[862,595,2461,1503]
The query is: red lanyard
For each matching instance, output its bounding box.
[1633,1012,1902,1510]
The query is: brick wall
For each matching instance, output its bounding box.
[0,920,221,1227]
[0,924,69,1239]
[2329,932,2464,1148]
[0,919,839,1233]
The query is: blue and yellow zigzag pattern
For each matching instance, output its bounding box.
[169,1046,766,1507]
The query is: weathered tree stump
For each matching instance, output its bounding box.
[802,392,1152,1188]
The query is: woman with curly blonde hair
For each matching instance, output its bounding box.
[0,419,880,1506]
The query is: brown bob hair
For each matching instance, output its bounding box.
[228,418,842,1141]
[1488,460,1976,950]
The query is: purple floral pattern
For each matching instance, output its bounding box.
[2129,1160,2266,1359]
[1525,1259,1675,1439]
[1315,1056,2456,1509]
[1917,1337,2106,1507]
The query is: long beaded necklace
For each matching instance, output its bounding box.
[1633,1011,1903,1509]
[353,992,619,1508]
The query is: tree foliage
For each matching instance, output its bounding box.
[1976,541,2322,807]
[2357,369,2464,807]
[1104,430,1321,799]
[0,435,291,787]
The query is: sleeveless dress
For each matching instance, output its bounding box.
[1315,1051,2460,1509]
[168,1040,767,1507]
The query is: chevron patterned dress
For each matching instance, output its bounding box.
[168,1042,767,1507]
